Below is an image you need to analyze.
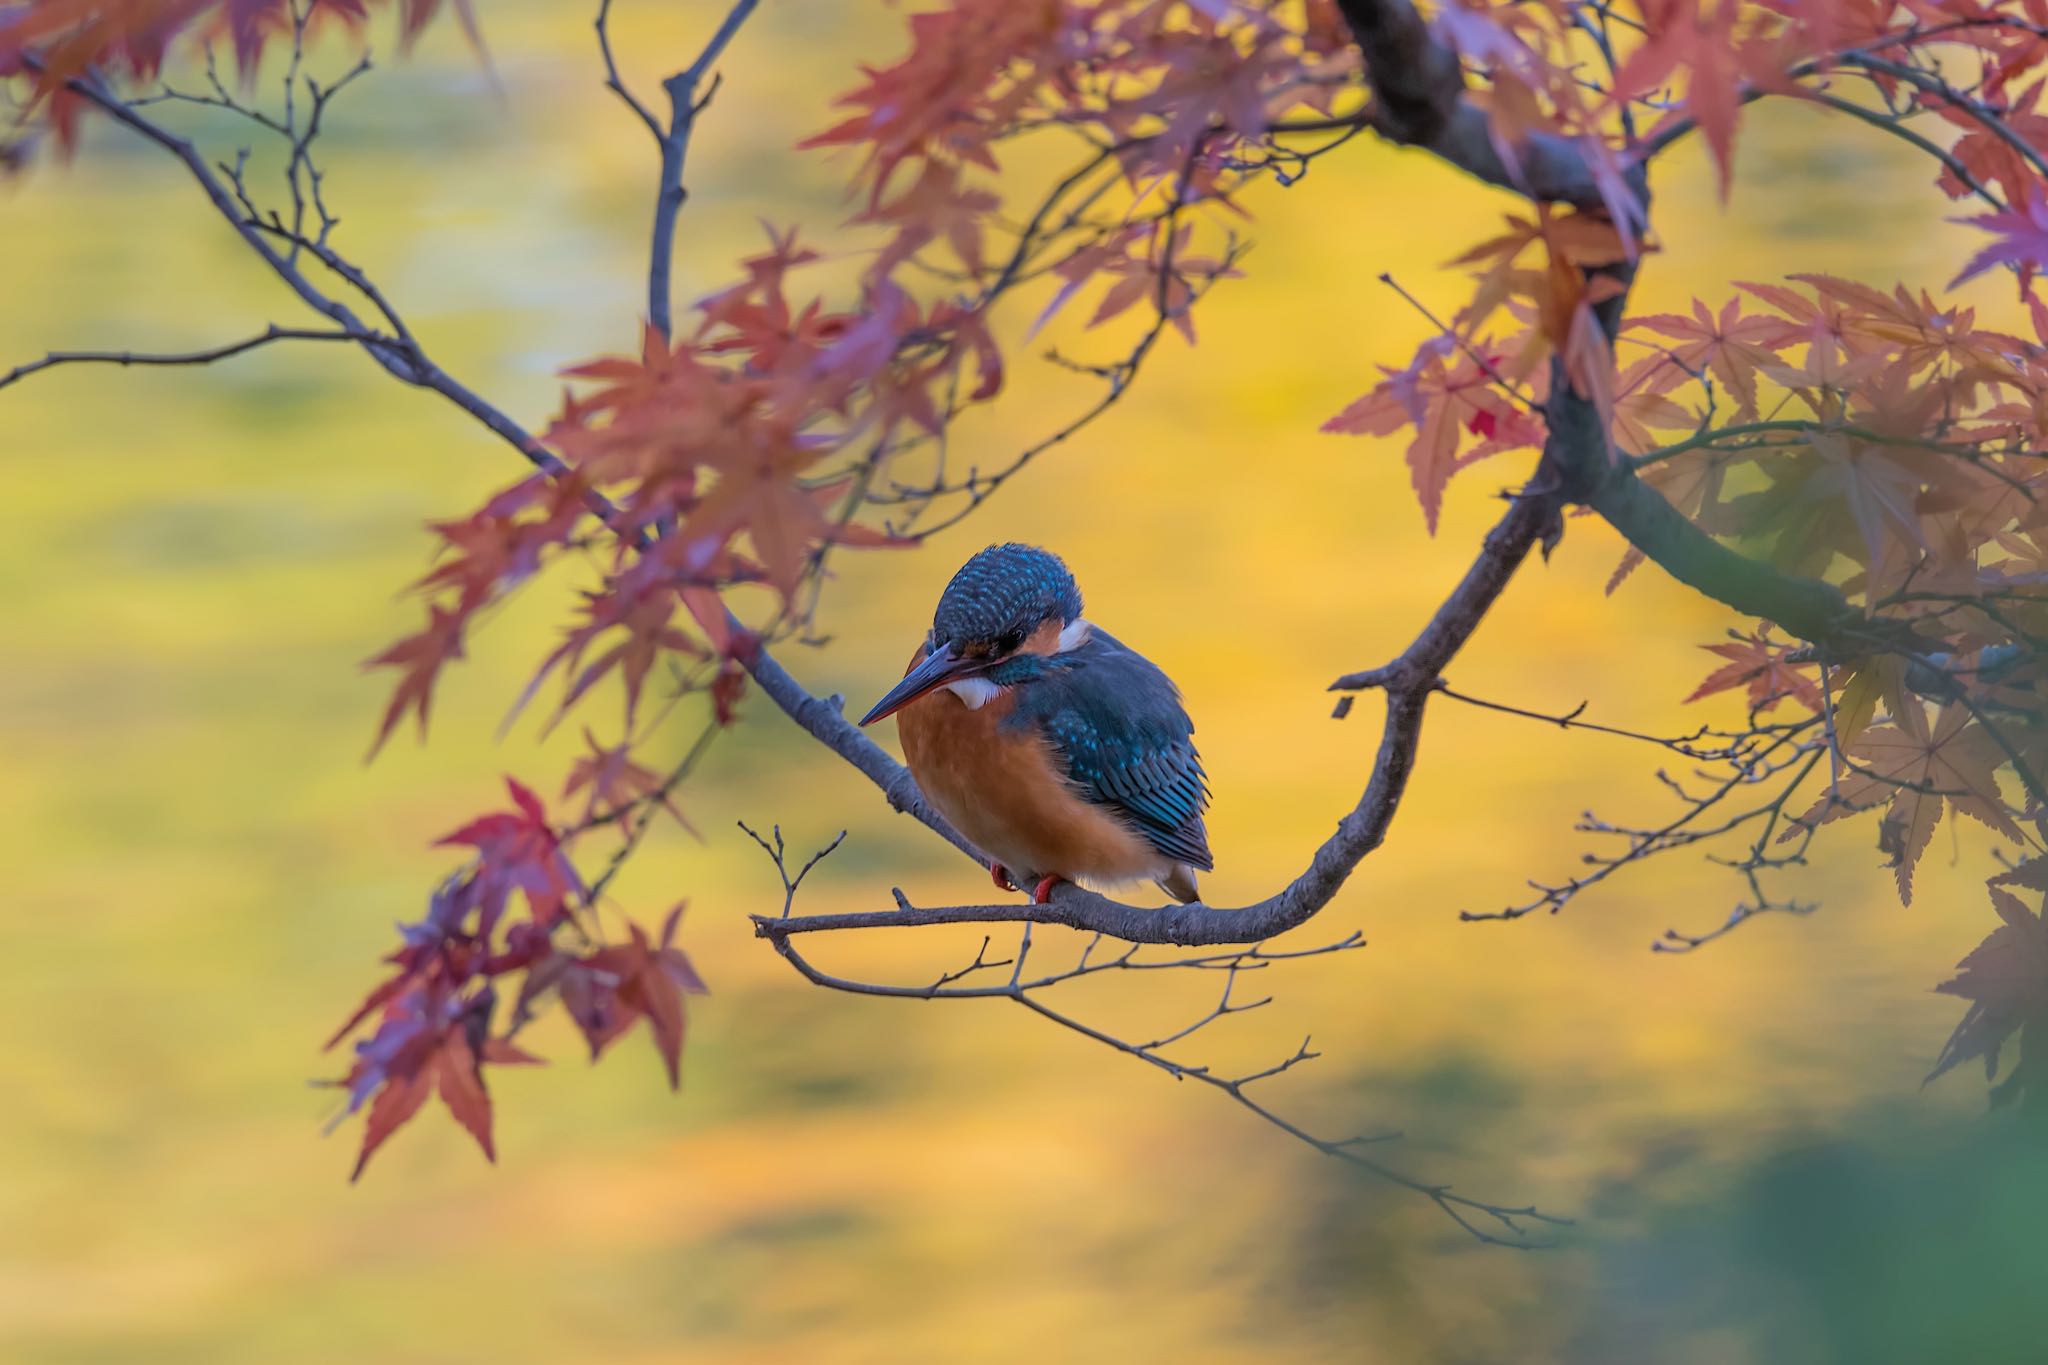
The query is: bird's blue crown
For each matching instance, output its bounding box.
[932,544,1082,649]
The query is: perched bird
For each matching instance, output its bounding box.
[858,544,1212,904]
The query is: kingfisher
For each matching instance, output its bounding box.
[857,543,1212,905]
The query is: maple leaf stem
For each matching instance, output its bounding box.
[1377,271,1538,410]
[583,715,723,906]
[1637,31,2039,217]
[1631,419,2037,499]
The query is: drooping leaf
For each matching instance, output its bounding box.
[363,603,466,757]
[1928,885,2048,1093]
[562,921,709,1090]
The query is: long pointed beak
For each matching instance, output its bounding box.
[858,642,977,726]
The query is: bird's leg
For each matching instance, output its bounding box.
[1030,875,1064,905]
[990,863,1019,894]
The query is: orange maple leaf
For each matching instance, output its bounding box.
[1628,297,1784,416]
[1684,630,1823,714]
[1790,704,2021,904]
[1322,337,1527,533]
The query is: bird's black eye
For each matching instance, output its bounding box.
[995,628,1025,655]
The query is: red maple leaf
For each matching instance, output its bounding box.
[362,601,466,757]
[563,728,697,833]
[1608,0,1747,197]
[1322,337,1529,532]
[1932,91,2048,208]
[436,777,585,932]
[1951,191,2048,290]
[1684,629,1822,713]
[558,906,708,1089]
[337,983,540,1180]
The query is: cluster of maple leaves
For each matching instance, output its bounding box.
[324,779,704,1176]
[322,0,1404,1173]
[16,0,2048,1156]
[1310,0,2048,1102]
[1,0,1379,1174]
[0,0,479,160]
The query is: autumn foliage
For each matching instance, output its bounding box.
[15,0,2048,1174]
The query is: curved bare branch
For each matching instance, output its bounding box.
[0,323,374,393]
[750,479,1556,947]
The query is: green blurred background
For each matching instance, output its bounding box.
[4,4,2046,1361]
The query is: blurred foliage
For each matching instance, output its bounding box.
[3,1,2046,1360]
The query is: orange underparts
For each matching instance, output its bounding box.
[895,644,1173,892]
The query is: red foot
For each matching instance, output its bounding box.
[990,863,1019,894]
[1031,875,1064,905]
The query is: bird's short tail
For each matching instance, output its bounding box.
[1157,863,1200,904]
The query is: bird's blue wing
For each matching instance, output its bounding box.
[1002,629,1213,871]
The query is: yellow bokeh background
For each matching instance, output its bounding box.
[5,4,2045,1361]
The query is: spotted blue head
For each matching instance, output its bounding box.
[857,544,1084,725]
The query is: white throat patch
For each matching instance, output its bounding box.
[945,620,1091,710]
[944,676,1002,709]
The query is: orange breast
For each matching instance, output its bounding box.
[893,649,1165,888]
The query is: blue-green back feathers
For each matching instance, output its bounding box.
[994,630,1213,871]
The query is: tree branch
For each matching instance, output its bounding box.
[0,323,372,393]
[733,635,985,866]
[54,0,1882,961]
[1330,0,1909,660]
[746,828,1566,1247]
[45,59,639,534]
[753,0,1682,950]
[642,0,758,338]
[16,9,1592,1242]
[1333,0,1623,212]
[1576,459,1859,641]
[753,435,1561,947]
[594,0,664,145]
